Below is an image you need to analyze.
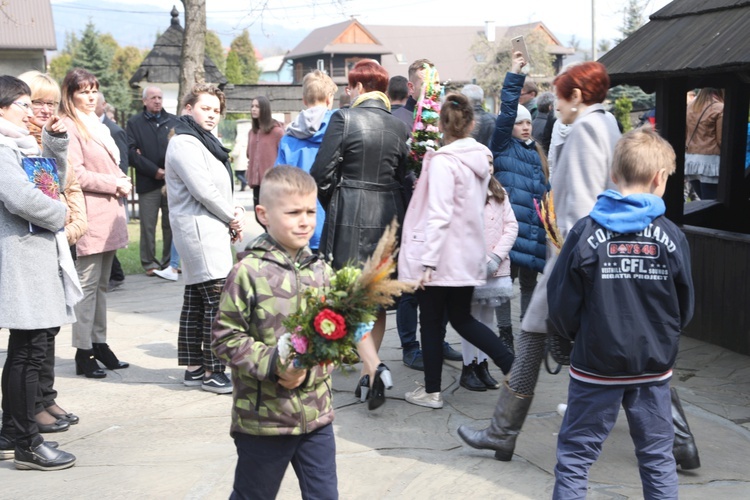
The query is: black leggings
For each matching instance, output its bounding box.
[417,286,514,393]
[1,329,48,445]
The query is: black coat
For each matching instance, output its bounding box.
[310,99,410,269]
[126,109,178,194]
[102,116,129,174]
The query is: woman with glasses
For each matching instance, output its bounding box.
[16,70,86,433]
[0,75,77,470]
[59,68,131,379]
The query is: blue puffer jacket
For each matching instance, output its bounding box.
[490,72,550,273]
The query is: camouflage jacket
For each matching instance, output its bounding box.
[212,233,334,436]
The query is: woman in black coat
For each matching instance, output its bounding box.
[311,59,409,404]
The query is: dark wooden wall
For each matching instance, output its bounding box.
[683,226,750,355]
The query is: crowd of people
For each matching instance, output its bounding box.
[0,48,709,499]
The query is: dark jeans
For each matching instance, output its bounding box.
[417,286,514,393]
[35,327,61,414]
[235,170,247,191]
[1,329,47,445]
[496,263,538,330]
[231,424,338,500]
[396,292,420,351]
[689,179,717,200]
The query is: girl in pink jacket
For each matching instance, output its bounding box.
[399,94,515,409]
[461,178,518,391]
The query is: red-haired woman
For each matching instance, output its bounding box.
[59,68,131,379]
[246,95,283,209]
[311,59,410,409]
[459,61,621,459]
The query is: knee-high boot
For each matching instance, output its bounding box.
[457,381,532,461]
[671,387,700,470]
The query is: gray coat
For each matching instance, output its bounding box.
[0,129,71,329]
[165,134,235,285]
[521,104,621,334]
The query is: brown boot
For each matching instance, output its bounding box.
[457,381,532,461]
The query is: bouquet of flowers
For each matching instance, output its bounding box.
[534,190,564,252]
[407,63,442,177]
[279,221,414,369]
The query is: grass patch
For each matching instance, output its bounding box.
[118,219,164,276]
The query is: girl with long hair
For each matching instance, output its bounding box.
[685,87,724,200]
[246,95,283,210]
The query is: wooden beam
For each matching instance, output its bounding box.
[718,77,750,232]
[654,78,688,225]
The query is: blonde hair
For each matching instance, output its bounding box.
[259,165,317,207]
[17,70,61,105]
[612,127,676,186]
[302,70,338,105]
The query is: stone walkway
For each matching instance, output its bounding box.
[1,268,749,499]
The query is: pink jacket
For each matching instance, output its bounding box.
[483,192,518,278]
[64,116,128,256]
[399,138,492,286]
[246,122,284,187]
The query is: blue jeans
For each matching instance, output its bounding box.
[231,424,338,500]
[168,241,180,269]
[554,379,676,500]
[396,292,420,351]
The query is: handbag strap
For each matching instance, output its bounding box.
[686,103,714,150]
[323,109,350,260]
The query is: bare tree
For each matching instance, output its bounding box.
[178,0,207,108]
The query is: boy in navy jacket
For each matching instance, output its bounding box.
[547,128,694,499]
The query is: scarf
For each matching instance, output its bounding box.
[173,115,233,190]
[0,117,41,156]
[351,91,391,112]
[74,109,121,166]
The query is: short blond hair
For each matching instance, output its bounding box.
[17,70,61,103]
[259,165,317,207]
[302,70,338,105]
[612,127,676,186]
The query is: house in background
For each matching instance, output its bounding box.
[283,19,573,110]
[0,0,56,75]
[129,6,227,114]
[258,53,293,83]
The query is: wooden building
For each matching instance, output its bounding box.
[0,0,56,75]
[599,0,750,354]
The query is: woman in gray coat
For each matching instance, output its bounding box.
[0,76,77,470]
[165,84,245,394]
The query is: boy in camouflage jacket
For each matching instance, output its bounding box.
[212,166,338,499]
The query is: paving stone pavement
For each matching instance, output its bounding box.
[2,270,749,499]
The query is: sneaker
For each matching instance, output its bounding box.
[405,384,443,409]
[442,343,462,362]
[202,372,233,394]
[402,349,424,371]
[154,267,179,281]
[183,367,205,387]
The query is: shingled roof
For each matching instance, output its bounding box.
[129,6,226,87]
[598,0,750,83]
[0,0,56,50]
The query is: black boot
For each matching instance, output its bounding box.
[498,326,514,357]
[457,381,533,461]
[14,435,76,471]
[75,349,106,378]
[92,343,129,370]
[475,360,500,389]
[671,387,700,470]
[460,362,487,392]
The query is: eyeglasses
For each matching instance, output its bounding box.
[31,100,59,110]
[12,101,33,113]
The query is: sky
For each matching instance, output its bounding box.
[51,0,673,50]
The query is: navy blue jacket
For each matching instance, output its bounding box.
[548,191,694,384]
[490,72,549,273]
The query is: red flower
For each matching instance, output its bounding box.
[313,309,347,340]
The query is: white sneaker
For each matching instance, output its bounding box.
[405,384,443,409]
[557,403,567,417]
[154,267,179,281]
